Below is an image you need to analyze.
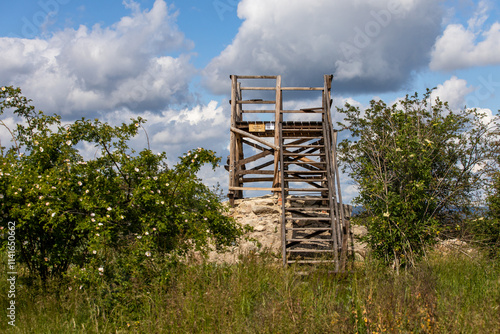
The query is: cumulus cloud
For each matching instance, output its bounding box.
[203,0,443,95]
[430,0,500,71]
[0,0,196,117]
[430,76,475,110]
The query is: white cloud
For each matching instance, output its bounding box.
[430,76,475,110]
[430,1,500,70]
[0,0,196,117]
[203,0,443,95]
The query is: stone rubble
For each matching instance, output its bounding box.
[206,195,368,263]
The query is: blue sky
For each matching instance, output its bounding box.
[1,0,499,202]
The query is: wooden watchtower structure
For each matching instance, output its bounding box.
[227,75,350,270]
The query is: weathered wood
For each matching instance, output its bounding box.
[229,186,281,191]
[230,126,279,151]
[240,87,276,91]
[236,100,276,104]
[281,87,324,91]
[242,109,275,113]
[240,177,275,183]
[273,75,282,191]
[237,170,274,175]
[236,150,273,167]
[227,74,348,268]
[235,75,277,79]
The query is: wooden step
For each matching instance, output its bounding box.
[287,238,333,242]
[286,260,337,264]
[283,145,324,148]
[286,227,331,231]
[285,217,331,221]
[283,161,325,165]
[285,197,328,200]
[285,187,328,191]
[286,249,335,253]
[285,178,326,182]
[285,207,330,211]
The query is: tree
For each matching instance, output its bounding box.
[0,86,243,281]
[337,90,495,267]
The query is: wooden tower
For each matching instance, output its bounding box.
[227,75,350,270]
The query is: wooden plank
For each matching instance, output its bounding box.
[229,186,281,191]
[241,177,275,183]
[235,75,277,79]
[236,150,272,167]
[236,100,275,104]
[282,110,324,113]
[240,87,275,91]
[242,110,275,113]
[237,170,274,175]
[241,139,268,152]
[230,127,279,151]
[281,87,324,91]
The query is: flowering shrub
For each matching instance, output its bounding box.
[0,86,243,281]
[337,91,495,267]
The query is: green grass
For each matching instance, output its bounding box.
[1,251,499,333]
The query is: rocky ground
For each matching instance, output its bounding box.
[206,195,368,263]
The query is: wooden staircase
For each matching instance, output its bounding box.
[228,75,349,271]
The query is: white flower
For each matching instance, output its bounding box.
[66,140,72,146]
[161,201,165,205]
[98,267,104,272]
[145,232,149,235]
[383,212,390,217]
[137,235,142,239]
[93,250,97,254]
[91,218,96,222]
[145,251,151,257]
[39,147,44,152]
[78,181,82,186]
[51,212,56,217]
[120,215,124,220]
[135,123,139,127]
[1,86,5,91]
[45,202,50,206]
[91,213,95,217]
[152,228,156,231]
[107,207,112,211]
[135,167,139,172]
[85,189,89,194]
[153,176,158,180]
[98,222,103,226]
[95,233,100,237]
[0,194,4,199]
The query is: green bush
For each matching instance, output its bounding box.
[337,90,495,267]
[0,86,243,281]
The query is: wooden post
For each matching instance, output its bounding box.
[228,75,238,205]
[273,75,282,193]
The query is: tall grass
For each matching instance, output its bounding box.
[1,250,499,333]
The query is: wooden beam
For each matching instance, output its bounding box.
[234,75,277,79]
[230,126,279,151]
[229,186,281,191]
[236,150,273,167]
[237,170,274,175]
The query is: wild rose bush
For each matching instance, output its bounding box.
[0,86,243,281]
